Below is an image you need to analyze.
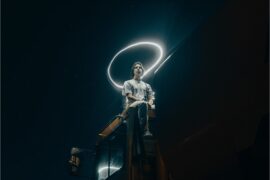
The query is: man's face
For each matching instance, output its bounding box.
[133,64,143,77]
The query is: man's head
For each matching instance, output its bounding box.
[131,61,144,78]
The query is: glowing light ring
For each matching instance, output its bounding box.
[107,42,164,89]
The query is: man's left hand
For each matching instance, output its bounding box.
[148,99,154,106]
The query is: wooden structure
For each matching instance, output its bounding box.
[68,107,168,180]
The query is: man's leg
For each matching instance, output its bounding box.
[138,103,152,136]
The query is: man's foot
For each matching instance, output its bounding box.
[143,130,153,136]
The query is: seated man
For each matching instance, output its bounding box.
[122,61,154,136]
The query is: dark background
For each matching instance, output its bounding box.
[2,0,269,180]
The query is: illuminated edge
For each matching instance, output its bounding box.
[98,166,121,174]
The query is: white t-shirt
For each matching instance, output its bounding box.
[122,79,154,107]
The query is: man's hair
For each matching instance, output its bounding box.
[130,61,144,78]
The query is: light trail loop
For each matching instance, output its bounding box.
[107,41,164,89]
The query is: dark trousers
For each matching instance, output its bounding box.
[137,102,148,131]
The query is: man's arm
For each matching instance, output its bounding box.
[126,93,142,102]
[146,83,154,106]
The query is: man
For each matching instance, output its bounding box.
[122,62,154,136]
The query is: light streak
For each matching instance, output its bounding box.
[154,52,174,74]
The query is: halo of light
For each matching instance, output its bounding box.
[107,41,164,89]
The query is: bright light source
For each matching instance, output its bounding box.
[107,41,164,89]
[98,166,120,174]
[98,166,121,180]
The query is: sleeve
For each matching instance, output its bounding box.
[122,81,133,96]
[146,83,154,99]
